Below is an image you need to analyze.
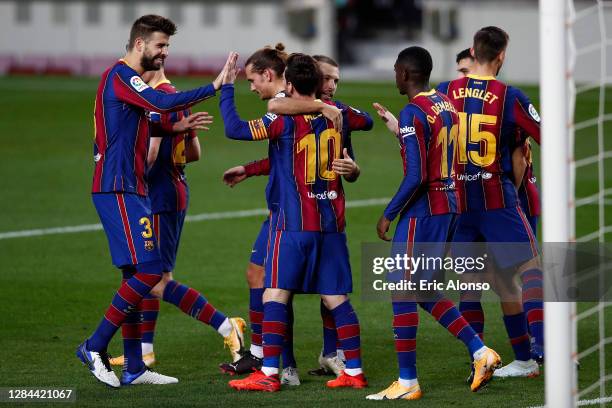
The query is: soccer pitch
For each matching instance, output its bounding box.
[0,75,610,408]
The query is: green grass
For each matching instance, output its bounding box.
[0,75,610,408]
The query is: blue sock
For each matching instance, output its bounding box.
[320,300,337,356]
[282,301,297,368]
[392,301,418,380]
[503,312,531,361]
[140,294,159,344]
[249,288,264,349]
[86,263,162,352]
[521,268,544,347]
[162,280,226,330]
[262,301,288,371]
[123,307,144,374]
[458,299,485,340]
[419,298,484,356]
[331,300,361,370]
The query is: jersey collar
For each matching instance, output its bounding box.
[414,89,436,98]
[152,79,172,89]
[118,58,138,72]
[467,73,496,81]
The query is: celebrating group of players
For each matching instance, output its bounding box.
[77,14,544,401]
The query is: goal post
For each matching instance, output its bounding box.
[539,0,576,407]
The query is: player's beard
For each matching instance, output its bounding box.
[141,51,164,72]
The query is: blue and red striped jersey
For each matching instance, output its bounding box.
[147,81,194,213]
[333,99,374,159]
[436,74,541,212]
[92,60,215,196]
[220,84,346,232]
[384,90,460,220]
[242,99,373,175]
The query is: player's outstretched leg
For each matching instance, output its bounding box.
[366,301,422,400]
[281,299,300,386]
[219,286,264,375]
[458,297,485,340]
[326,299,367,389]
[160,280,245,362]
[229,300,286,392]
[521,268,544,363]
[419,296,501,391]
[76,262,163,387]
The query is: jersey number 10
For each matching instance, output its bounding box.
[436,112,498,178]
[296,129,342,184]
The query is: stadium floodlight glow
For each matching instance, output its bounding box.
[539,0,576,407]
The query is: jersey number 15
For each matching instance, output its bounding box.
[436,112,498,178]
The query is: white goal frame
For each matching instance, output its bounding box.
[540,0,576,407]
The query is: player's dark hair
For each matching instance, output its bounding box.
[473,26,509,63]
[128,15,177,50]
[245,43,288,77]
[313,54,338,67]
[395,46,432,85]
[456,48,474,64]
[284,53,322,96]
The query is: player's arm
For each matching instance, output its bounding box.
[223,158,270,187]
[510,87,541,145]
[340,101,374,132]
[219,84,284,141]
[147,136,162,168]
[512,144,527,189]
[186,135,201,163]
[112,52,235,113]
[372,102,399,136]
[377,107,428,241]
[114,68,216,113]
[267,98,343,131]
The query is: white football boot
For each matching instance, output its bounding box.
[281,366,301,386]
[318,352,345,377]
[76,341,120,388]
[493,359,539,378]
[121,367,178,385]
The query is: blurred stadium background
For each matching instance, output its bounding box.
[0,1,610,407]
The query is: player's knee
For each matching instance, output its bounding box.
[149,272,173,298]
[263,288,290,304]
[500,300,524,316]
[321,294,348,310]
[246,262,265,287]
[517,256,541,275]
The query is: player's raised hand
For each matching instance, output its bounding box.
[223,52,240,85]
[213,51,238,90]
[173,111,214,133]
[321,104,343,132]
[376,214,392,241]
[372,102,399,136]
[222,165,248,187]
[332,148,358,176]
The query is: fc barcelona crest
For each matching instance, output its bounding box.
[144,240,155,251]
